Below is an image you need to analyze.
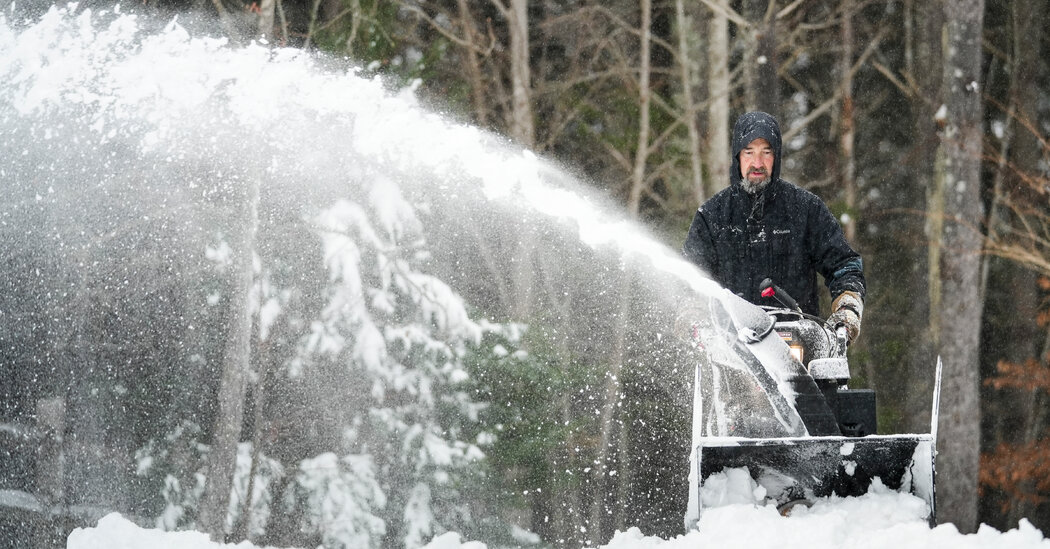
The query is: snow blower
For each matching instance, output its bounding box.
[682,281,940,529]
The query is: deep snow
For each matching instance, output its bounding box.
[67,483,1050,549]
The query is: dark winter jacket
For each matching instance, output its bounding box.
[682,112,865,315]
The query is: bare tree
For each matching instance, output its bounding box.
[979,0,1050,528]
[674,0,705,204]
[590,1,651,538]
[837,0,857,242]
[933,0,985,532]
[197,180,260,541]
[499,0,539,323]
[890,0,943,435]
[457,0,492,126]
[505,0,535,147]
[624,0,652,218]
[742,0,778,113]
[705,0,731,198]
[255,0,276,40]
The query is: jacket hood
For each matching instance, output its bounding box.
[730,111,783,187]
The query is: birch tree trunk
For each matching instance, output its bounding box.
[501,0,536,319]
[507,0,534,148]
[934,0,984,532]
[675,0,704,205]
[198,179,260,541]
[706,2,731,197]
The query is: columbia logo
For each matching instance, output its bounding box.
[773,229,791,235]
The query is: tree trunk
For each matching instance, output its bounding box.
[705,2,731,197]
[902,0,942,435]
[674,0,704,205]
[274,0,289,45]
[934,0,984,532]
[591,1,649,538]
[62,253,132,514]
[458,0,489,126]
[998,0,1048,527]
[590,271,632,542]
[552,374,585,545]
[35,397,65,548]
[209,0,241,40]
[35,397,65,503]
[198,180,260,541]
[230,337,271,542]
[743,0,777,114]
[256,0,276,41]
[626,0,652,218]
[503,0,536,319]
[507,0,534,148]
[838,0,857,242]
[322,0,344,27]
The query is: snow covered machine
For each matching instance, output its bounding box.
[682,281,941,529]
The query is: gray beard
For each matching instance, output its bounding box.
[741,176,771,194]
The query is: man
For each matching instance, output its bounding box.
[682,111,865,342]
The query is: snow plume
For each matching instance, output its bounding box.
[2,5,805,548]
[1,6,525,546]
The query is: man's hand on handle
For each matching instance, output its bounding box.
[828,290,863,344]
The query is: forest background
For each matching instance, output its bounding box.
[2,0,1049,548]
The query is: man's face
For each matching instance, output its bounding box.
[739,138,775,187]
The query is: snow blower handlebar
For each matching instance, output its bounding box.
[835,326,849,355]
[759,278,801,312]
[759,278,848,355]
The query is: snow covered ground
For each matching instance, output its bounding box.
[68,483,1049,549]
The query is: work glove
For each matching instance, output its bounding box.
[828,291,863,344]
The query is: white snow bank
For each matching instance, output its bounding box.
[67,513,487,549]
[602,483,1049,549]
[69,485,1050,549]
[67,513,269,549]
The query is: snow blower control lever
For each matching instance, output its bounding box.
[759,278,801,312]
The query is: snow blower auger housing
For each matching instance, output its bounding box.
[683,282,941,530]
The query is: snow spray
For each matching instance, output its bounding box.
[0,5,801,543]
[0,3,729,410]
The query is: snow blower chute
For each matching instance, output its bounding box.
[682,281,940,529]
